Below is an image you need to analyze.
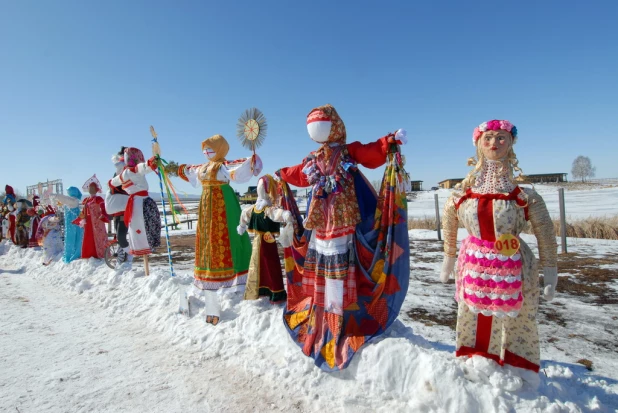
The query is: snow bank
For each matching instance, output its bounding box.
[1,242,616,412]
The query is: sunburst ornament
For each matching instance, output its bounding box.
[237,107,267,151]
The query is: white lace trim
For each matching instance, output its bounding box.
[464,288,521,301]
[472,159,516,194]
[465,270,521,283]
[465,249,521,261]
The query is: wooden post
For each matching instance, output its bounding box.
[144,255,150,276]
[558,188,567,254]
[434,193,442,241]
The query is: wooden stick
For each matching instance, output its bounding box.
[558,188,567,254]
[434,193,442,241]
[144,254,150,276]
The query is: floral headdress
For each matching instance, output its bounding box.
[124,147,145,168]
[472,120,518,145]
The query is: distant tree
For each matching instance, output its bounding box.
[571,156,596,182]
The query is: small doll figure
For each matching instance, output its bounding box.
[41,215,63,266]
[15,200,30,248]
[238,174,294,304]
[53,187,84,263]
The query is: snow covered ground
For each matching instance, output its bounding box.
[408,184,618,220]
[1,233,617,412]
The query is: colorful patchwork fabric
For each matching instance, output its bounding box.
[280,149,410,371]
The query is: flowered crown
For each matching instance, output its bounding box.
[472,120,517,145]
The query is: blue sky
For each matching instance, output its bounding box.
[1,0,617,198]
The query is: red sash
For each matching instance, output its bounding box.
[124,191,148,227]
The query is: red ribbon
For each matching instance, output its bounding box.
[124,191,148,227]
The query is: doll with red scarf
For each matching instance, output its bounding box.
[109,147,161,263]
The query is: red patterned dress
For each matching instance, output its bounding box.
[75,195,109,259]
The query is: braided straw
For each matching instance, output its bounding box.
[442,196,459,258]
[527,190,557,268]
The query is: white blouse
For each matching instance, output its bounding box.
[184,155,262,188]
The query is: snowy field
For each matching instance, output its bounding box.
[0,184,616,412]
[408,184,618,220]
[1,231,617,412]
[158,184,618,222]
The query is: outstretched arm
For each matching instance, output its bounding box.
[178,164,203,188]
[96,196,110,223]
[527,190,558,300]
[347,130,406,169]
[223,154,262,184]
[277,163,310,187]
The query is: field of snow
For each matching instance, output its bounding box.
[408,184,618,220]
[1,230,617,412]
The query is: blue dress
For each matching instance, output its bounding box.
[62,187,84,263]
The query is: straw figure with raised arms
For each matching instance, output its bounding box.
[275,103,411,371]
[440,119,558,374]
[109,147,162,271]
[177,135,263,324]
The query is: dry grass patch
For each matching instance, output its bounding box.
[535,216,618,240]
[555,254,618,305]
[406,306,457,330]
[409,215,618,240]
[539,307,568,327]
[576,358,594,371]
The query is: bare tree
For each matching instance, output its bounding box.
[571,155,596,182]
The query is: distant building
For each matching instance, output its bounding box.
[438,178,463,189]
[239,186,257,203]
[409,180,423,191]
[239,186,298,203]
[437,173,567,189]
[522,173,567,183]
[26,178,64,199]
